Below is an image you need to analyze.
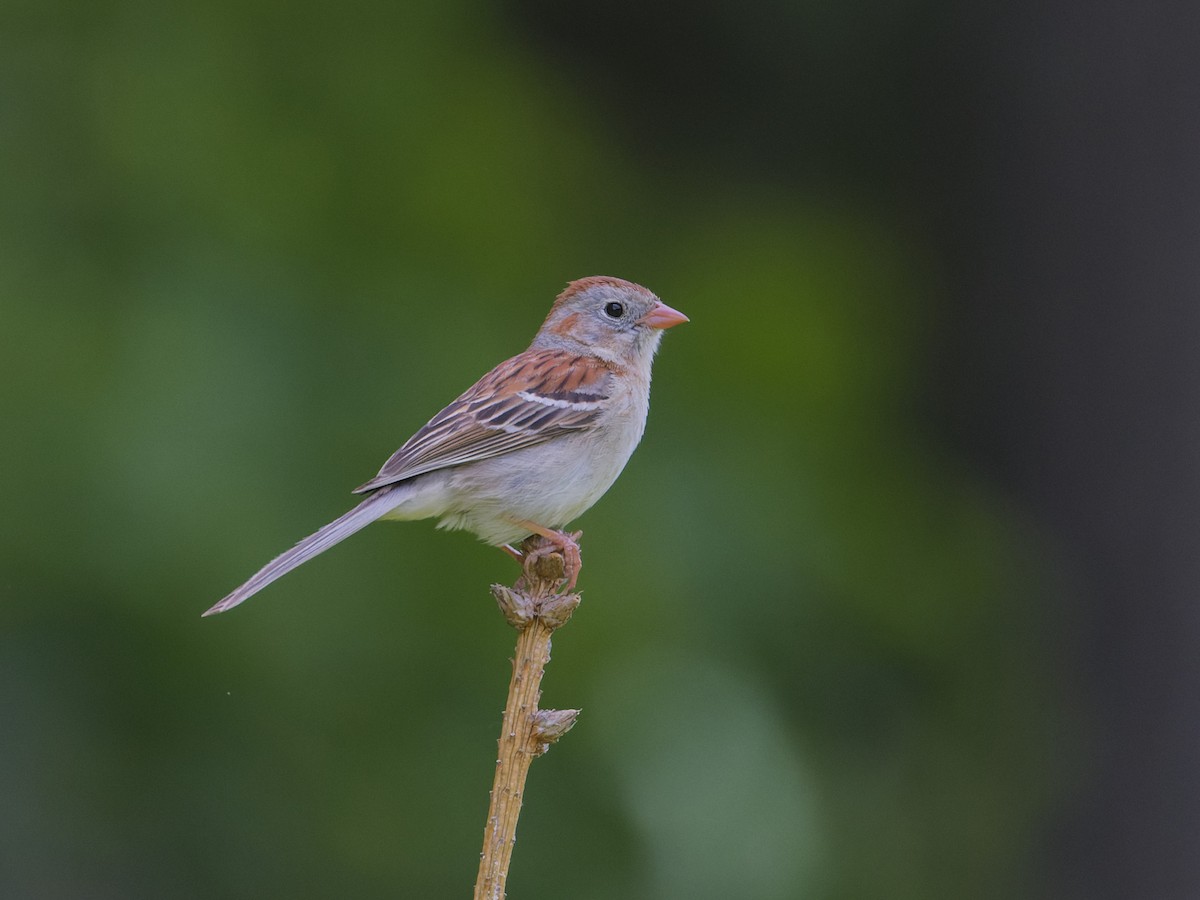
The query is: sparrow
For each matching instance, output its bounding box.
[204,276,687,616]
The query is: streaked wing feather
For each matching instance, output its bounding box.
[354,350,611,493]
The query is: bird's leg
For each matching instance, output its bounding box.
[506,520,583,593]
[499,543,524,562]
[525,532,582,593]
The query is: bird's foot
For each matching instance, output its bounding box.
[509,529,582,594]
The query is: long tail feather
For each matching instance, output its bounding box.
[203,488,403,617]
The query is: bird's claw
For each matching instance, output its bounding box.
[514,530,582,593]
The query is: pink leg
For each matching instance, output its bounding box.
[507,520,583,592]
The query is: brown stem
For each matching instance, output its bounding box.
[473,537,581,900]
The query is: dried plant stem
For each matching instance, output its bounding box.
[473,537,581,900]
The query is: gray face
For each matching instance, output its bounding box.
[541,281,663,360]
[582,282,656,332]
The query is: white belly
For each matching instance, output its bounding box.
[385,383,650,545]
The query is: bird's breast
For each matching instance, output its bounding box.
[440,378,651,542]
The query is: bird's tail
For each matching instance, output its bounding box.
[203,487,404,617]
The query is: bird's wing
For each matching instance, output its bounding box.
[353,349,613,494]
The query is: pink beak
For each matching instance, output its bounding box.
[639,300,689,330]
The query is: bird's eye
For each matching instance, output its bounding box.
[604,301,625,318]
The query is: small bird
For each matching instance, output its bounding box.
[204,276,687,616]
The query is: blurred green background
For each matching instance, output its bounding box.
[5,1,1197,898]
